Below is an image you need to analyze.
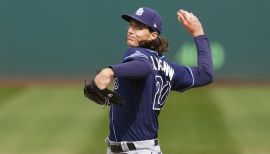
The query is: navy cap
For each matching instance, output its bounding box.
[122,7,163,34]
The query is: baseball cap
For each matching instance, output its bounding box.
[122,7,163,34]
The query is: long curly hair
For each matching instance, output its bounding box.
[138,36,169,53]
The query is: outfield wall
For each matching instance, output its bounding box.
[0,0,269,80]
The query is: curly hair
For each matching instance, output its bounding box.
[138,36,169,53]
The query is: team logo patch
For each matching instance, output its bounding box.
[136,8,144,16]
[114,78,119,90]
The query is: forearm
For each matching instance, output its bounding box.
[195,35,213,75]
[191,35,214,86]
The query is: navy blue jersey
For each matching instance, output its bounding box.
[109,35,213,142]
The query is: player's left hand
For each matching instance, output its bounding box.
[94,68,114,90]
[177,9,204,37]
[83,80,125,106]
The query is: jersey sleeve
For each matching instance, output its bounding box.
[171,63,195,92]
[109,48,153,79]
[171,35,214,92]
[190,35,214,87]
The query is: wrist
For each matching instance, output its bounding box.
[192,31,204,37]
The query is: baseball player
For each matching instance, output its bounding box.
[94,7,213,154]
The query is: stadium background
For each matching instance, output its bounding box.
[0,0,269,154]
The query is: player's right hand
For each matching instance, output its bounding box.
[177,9,204,37]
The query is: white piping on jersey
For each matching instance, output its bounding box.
[124,50,148,60]
[146,49,165,59]
[180,67,195,92]
[146,49,157,54]
[111,105,118,142]
[146,49,159,56]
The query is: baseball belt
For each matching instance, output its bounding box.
[106,138,159,153]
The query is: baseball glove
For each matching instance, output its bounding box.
[83,80,125,106]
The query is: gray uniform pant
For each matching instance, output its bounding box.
[106,138,162,154]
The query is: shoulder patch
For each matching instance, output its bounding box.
[124,50,148,60]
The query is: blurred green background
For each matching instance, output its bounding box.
[0,0,269,80]
[0,0,270,154]
[1,86,270,154]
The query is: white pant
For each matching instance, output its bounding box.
[106,138,162,154]
[106,147,162,154]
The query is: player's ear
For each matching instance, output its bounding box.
[149,31,158,41]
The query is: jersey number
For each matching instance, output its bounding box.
[153,75,171,110]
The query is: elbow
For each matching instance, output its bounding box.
[203,65,214,84]
[199,66,214,85]
[198,65,214,84]
[207,75,214,84]
[192,67,214,87]
[205,71,214,85]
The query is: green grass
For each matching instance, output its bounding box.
[0,85,270,154]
